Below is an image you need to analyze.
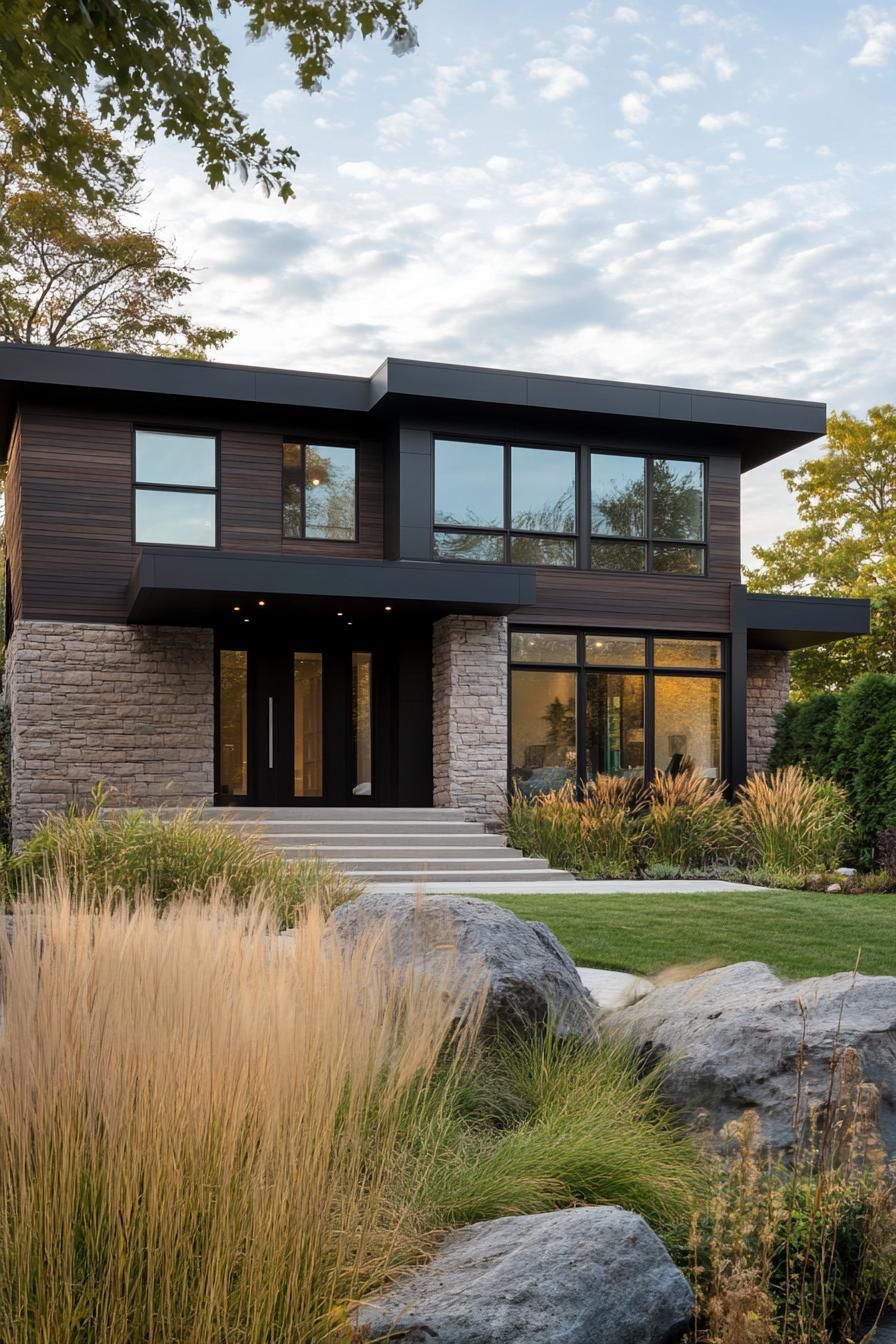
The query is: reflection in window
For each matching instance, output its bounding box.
[652,544,705,575]
[654,676,721,779]
[654,638,722,668]
[283,442,357,541]
[135,489,216,546]
[511,446,576,533]
[294,654,323,797]
[510,632,578,664]
[591,453,646,537]
[584,635,646,666]
[435,439,503,527]
[218,650,247,797]
[590,540,647,572]
[585,672,645,779]
[510,535,576,566]
[652,459,704,541]
[510,669,577,798]
[134,428,217,547]
[433,530,504,562]
[352,652,373,797]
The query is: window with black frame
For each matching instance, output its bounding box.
[133,428,217,547]
[590,452,706,574]
[509,630,724,797]
[433,438,577,565]
[283,441,357,542]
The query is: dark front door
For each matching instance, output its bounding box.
[216,641,374,806]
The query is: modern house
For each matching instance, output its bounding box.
[0,343,870,843]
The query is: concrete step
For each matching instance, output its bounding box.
[265,844,524,861]
[347,868,570,883]
[335,856,552,873]
[255,833,508,849]
[206,807,472,822]
[221,821,490,836]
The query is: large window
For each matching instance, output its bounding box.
[434,438,576,566]
[134,428,217,546]
[283,441,357,542]
[590,452,706,574]
[509,630,724,795]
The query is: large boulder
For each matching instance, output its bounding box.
[606,961,896,1154]
[326,892,596,1036]
[353,1206,693,1344]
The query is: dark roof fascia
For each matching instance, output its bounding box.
[732,584,871,651]
[0,343,825,470]
[127,550,537,624]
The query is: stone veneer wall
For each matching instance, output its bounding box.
[432,615,507,820]
[4,621,214,841]
[746,648,791,775]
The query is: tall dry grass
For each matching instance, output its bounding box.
[504,777,641,877]
[737,767,852,874]
[0,882,481,1343]
[641,768,738,871]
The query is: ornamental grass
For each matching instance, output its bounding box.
[737,767,852,876]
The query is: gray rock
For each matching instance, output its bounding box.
[606,961,896,1154]
[327,892,596,1036]
[836,867,858,877]
[353,1207,693,1344]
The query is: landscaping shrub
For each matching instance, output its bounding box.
[876,826,896,891]
[0,888,704,1343]
[766,699,801,772]
[833,672,896,851]
[7,793,358,925]
[640,767,739,870]
[505,778,640,877]
[737,767,851,875]
[789,691,841,779]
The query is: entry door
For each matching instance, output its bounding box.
[216,645,374,806]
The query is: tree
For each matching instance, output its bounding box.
[744,406,896,698]
[0,115,232,357]
[0,1,423,201]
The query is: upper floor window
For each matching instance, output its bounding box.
[591,452,705,575]
[433,438,577,566]
[134,428,217,547]
[283,441,357,542]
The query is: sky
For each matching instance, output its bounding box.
[137,0,896,566]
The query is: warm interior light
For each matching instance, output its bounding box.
[233,605,240,612]
[385,605,392,611]
[311,478,321,486]
[258,599,266,607]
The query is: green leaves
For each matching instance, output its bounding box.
[0,0,423,199]
[745,406,896,697]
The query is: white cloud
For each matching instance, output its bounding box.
[262,88,297,113]
[657,70,703,93]
[337,161,383,181]
[678,4,715,23]
[614,6,640,20]
[702,43,737,80]
[527,57,589,100]
[377,97,442,143]
[846,5,896,67]
[621,90,651,123]
[485,155,516,174]
[765,135,786,149]
[698,110,749,130]
[491,69,517,109]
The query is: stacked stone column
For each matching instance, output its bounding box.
[4,621,214,841]
[432,615,507,821]
[746,648,791,774]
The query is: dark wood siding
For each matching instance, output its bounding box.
[5,413,23,625]
[17,403,384,622]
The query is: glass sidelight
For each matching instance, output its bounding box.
[293,654,323,798]
[218,650,248,797]
[585,672,645,779]
[352,652,373,796]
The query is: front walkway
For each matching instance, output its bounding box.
[362,879,769,895]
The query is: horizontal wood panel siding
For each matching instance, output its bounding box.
[18,405,384,622]
[5,415,23,623]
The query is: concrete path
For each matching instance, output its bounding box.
[362,879,769,896]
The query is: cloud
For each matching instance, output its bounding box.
[846,5,896,67]
[765,135,786,149]
[698,110,749,130]
[620,90,651,123]
[262,88,297,113]
[702,43,737,80]
[337,161,384,181]
[656,70,703,93]
[527,58,589,100]
[678,4,715,23]
[614,6,640,20]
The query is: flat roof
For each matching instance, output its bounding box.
[0,342,827,469]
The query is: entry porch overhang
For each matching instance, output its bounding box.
[127,551,538,624]
[732,586,871,651]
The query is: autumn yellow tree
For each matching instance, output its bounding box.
[0,115,232,357]
[744,406,896,697]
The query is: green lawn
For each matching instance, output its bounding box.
[492,889,896,980]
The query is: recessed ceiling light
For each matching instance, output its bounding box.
[385,605,392,611]
[243,618,250,624]
[337,611,343,616]
[347,621,353,626]
[258,599,266,607]
[233,605,240,612]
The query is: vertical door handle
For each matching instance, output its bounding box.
[268,696,274,769]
